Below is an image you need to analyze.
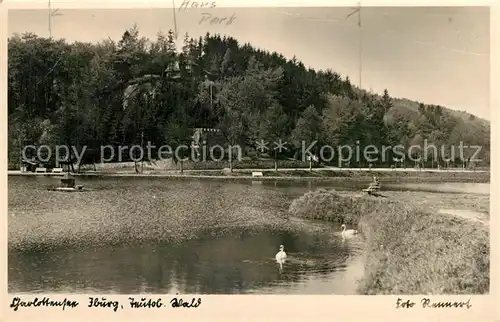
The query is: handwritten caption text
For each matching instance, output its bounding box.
[10,296,202,312]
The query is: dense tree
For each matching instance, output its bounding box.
[7,27,491,170]
[291,105,324,170]
[259,103,289,171]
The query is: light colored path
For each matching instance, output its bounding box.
[438,208,489,226]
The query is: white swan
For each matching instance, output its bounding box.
[275,245,287,262]
[275,245,287,273]
[341,224,358,238]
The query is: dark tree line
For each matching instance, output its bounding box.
[8,25,490,170]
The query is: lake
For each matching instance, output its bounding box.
[7,176,489,294]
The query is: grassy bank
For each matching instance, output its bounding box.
[289,189,490,294]
[358,202,489,294]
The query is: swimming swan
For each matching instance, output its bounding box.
[275,245,287,262]
[275,245,287,272]
[341,224,358,238]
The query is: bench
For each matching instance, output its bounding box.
[35,167,47,173]
[52,168,64,173]
[252,171,263,178]
[362,182,381,194]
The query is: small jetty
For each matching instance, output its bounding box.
[48,173,85,192]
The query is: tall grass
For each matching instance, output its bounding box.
[359,202,489,294]
[289,189,359,226]
[289,189,490,294]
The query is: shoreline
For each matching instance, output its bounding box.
[7,169,490,183]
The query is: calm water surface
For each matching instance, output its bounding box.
[8,176,488,294]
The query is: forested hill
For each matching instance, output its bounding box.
[7,26,490,169]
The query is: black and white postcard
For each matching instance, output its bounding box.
[2,1,498,321]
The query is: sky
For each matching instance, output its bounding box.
[8,6,491,119]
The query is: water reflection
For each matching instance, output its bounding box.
[9,176,482,294]
[9,228,360,294]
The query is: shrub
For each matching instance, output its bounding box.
[289,188,374,226]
